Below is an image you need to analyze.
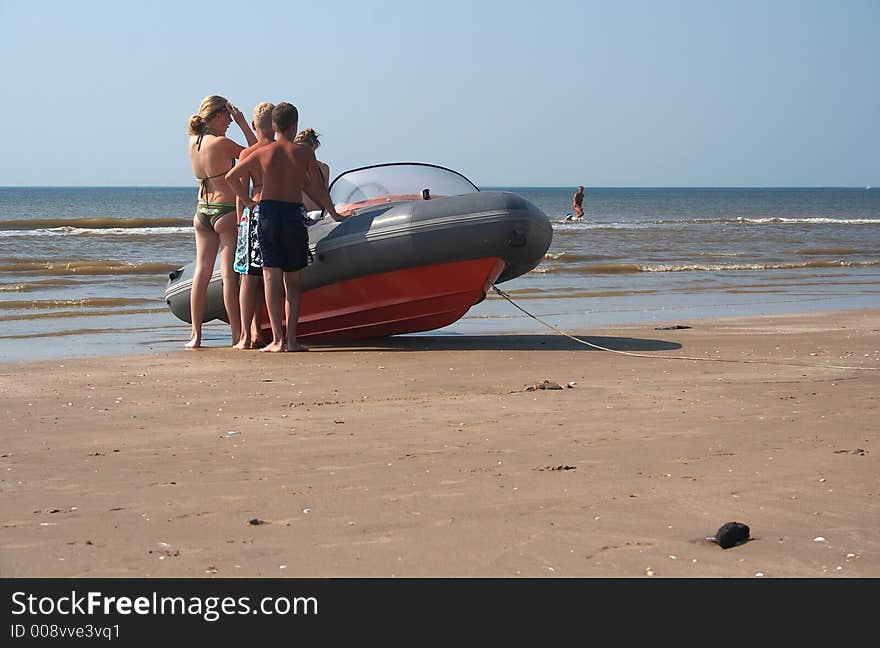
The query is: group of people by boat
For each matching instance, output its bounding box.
[185,94,344,353]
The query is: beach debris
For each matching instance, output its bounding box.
[567,382,577,388]
[707,521,750,549]
[833,448,866,456]
[654,325,692,330]
[205,566,218,574]
[526,380,564,391]
[248,518,268,526]
[537,465,577,472]
[814,536,827,543]
[151,543,180,559]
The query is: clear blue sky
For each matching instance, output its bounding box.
[1,0,877,187]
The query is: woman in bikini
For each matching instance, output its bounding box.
[186,95,256,348]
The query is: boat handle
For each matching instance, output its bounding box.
[507,228,527,248]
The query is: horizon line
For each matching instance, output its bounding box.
[0,185,875,190]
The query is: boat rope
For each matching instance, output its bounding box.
[489,283,879,372]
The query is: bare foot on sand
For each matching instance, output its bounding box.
[233,338,251,350]
[260,341,285,353]
[185,336,201,349]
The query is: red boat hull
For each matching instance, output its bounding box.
[257,257,506,342]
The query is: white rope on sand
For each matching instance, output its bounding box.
[490,283,879,372]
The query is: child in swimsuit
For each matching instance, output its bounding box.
[233,102,275,350]
[225,102,345,353]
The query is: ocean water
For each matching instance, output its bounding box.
[1,186,878,362]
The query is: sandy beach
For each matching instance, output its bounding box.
[1,309,878,578]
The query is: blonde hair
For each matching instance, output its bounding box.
[188,95,229,135]
[294,127,321,149]
[252,102,274,134]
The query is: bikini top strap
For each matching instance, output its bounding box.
[196,125,217,152]
[197,160,236,201]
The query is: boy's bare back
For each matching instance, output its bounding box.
[257,139,316,204]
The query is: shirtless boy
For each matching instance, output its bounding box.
[232,102,274,350]
[226,102,345,352]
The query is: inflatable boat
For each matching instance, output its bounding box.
[164,162,552,342]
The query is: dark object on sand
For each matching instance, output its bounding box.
[711,522,750,549]
[654,325,692,330]
[526,380,564,391]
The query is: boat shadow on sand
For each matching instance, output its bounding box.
[315,334,682,353]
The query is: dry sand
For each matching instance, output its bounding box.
[1,309,878,578]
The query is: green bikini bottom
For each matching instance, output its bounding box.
[195,201,236,228]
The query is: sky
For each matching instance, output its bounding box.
[0,0,877,187]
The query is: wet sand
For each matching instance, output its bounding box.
[1,309,878,577]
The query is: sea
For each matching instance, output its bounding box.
[1,186,878,362]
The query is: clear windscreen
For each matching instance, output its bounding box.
[329,164,479,216]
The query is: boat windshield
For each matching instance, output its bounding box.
[329,163,479,216]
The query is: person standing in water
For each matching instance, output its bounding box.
[233,102,275,350]
[186,95,256,349]
[226,103,346,353]
[566,186,585,220]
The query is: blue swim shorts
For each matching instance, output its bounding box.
[257,199,309,272]
[234,205,264,276]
